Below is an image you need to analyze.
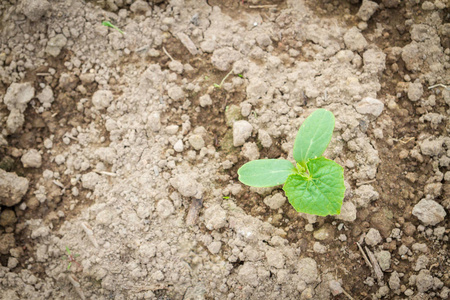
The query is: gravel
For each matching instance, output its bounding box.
[233,120,253,147]
[412,199,446,225]
[21,149,42,168]
[365,228,382,246]
[354,97,384,117]
[0,169,30,207]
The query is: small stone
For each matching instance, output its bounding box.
[170,173,203,198]
[21,149,42,168]
[233,120,253,147]
[313,242,327,253]
[336,201,357,222]
[0,233,15,255]
[365,228,382,246]
[375,250,391,271]
[7,257,19,269]
[174,140,184,152]
[354,97,384,117]
[130,0,150,14]
[204,204,227,230]
[168,86,184,101]
[81,172,101,190]
[344,27,368,52]
[211,47,241,71]
[199,94,212,107]
[168,60,183,74]
[156,199,174,219]
[414,255,429,271]
[266,249,285,268]
[258,129,272,148]
[241,142,260,161]
[297,258,318,284]
[421,1,435,10]
[148,112,161,132]
[420,138,444,157]
[329,280,343,296]
[313,224,334,241]
[407,80,423,102]
[46,34,67,57]
[207,241,222,254]
[256,33,272,48]
[416,270,434,293]
[389,271,401,290]
[412,243,429,253]
[4,82,35,113]
[412,199,446,225]
[357,0,379,21]
[264,193,286,210]
[165,125,179,135]
[20,0,51,21]
[0,209,17,227]
[37,86,54,107]
[92,90,113,110]
[189,134,205,150]
[176,32,200,56]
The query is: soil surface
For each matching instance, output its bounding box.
[0,0,449,299]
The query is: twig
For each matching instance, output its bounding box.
[249,5,278,8]
[95,170,117,177]
[428,83,449,90]
[186,197,203,225]
[214,69,233,89]
[356,242,372,268]
[356,179,376,186]
[342,288,355,300]
[365,246,384,284]
[68,274,86,300]
[162,46,174,62]
[80,222,99,248]
[36,73,51,76]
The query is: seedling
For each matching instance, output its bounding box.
[238,109,345,216]
[213,70,241,89]
[102,20,124,34]
[62,246,82,271]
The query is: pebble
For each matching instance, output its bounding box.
[313,224,334,241]
[20,0,51,21]
[233,120,253,147]
[4,82,35,113]
[92,90,113,110]
[416,270,434,292]
[354,97,384,117]
[148,112,161,132]
[375,250,391,271]
[365,228,382,246]
[170,173,203,198]
[389,271,401,290]
[297,258,318,284]
[356,0,379,21]
[329,280,343,296]
[0,209,17,227]
[412,199,446,225]
[414,255,429,271]
[21,149,42,168]
[189,134,205,150]
[344,27,368,52]
[199,94,212,107]
[211,47,241,71]
[204,204,227,230]
[263,193,286,210]
[156,199,174,219]
[336,201,357,221]
[407,80,423,101]
[46,34,67,57]
[174,140,184,152]
[207,241,222,254]
[313,242,327,253]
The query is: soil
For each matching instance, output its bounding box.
[0,0,449,299]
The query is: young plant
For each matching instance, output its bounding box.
[62,246,82,271]
[238,109,345,216]
[102,20,124,34]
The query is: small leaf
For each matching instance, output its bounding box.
[238,159,296,187]
[293,109,335,164]
[283,157,345,216]
[66,246,71,255]
[68,262,72,270]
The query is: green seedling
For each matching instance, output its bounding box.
[102,20,124,34]
[213,70,242,89]
[238,109,345,216]
[238,74,244,78]
[62,246,82,271]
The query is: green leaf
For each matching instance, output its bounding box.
[67,262,72,270]
[238,159,296,187]
[293,109,335,164]
[283,157,345,216]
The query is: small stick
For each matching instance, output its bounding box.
[186,197,203,225]
[356,179,376,186]
[36,73,51,76]
[96,170,117,177]
[356,242,372,268]
[68,274,86,300]
[80,222,99,248]
[428,83,449,90]
[249,5,278,8]
[365,246,384,284]
[162,46,175,62]
[342,288,355,300]
[53,180,66,189]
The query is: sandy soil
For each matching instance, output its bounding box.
[0,0,449,299]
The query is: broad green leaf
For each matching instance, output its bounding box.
[238,159,296,187]
[283,157,345,216]
[293,109,335,164]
